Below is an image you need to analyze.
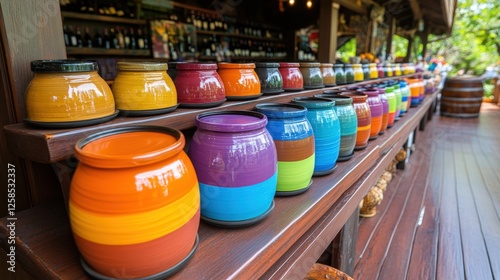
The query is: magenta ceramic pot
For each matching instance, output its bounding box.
[174,63,226,108]
[188,110,277,227]
[278,62,304,91]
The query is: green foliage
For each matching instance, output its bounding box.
[337,38,356,63]
[427,0,500,76]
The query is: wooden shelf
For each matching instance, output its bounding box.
[61,11,147,25]
[66,47,151,56]
[0,88,439,279]
[3,74,421,164]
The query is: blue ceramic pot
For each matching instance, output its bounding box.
[314,94,357,161]
[255,103,315,196]
[291,97,340,176]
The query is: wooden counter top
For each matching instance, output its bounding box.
[0,88,439,279]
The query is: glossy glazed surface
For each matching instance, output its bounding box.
[334,64,346,85]
[218,63,261,99]
[255,63,284,94]
[279,62,304,90]
[344,64,355,84]
[113,62,177,112]
[292,97,340,175]
[174,63,226,107]
[314,94,357,158]
[385,86,397,127]
[70,127,199,278]
[255,103,315,193]
[25,71,115,122]
[364,90,383,138]
[353,64,364,82]
[320,63,336,86]
[299,63,323,88]
[189,111,277,222]
[339,93,371,149]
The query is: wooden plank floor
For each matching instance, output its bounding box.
[354,102,500,280]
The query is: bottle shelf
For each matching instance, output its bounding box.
[198,55,285,62]
[61,11,146,25]
[196,30,282,42]
[66,47,151,56]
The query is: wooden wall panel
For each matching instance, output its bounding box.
[0,0,67,215]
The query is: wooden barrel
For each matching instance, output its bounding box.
[440,76,483,118]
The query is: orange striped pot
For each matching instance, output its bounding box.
[339,92,371,150]
[70,126,200,279]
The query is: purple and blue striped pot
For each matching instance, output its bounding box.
[188,110,277,227]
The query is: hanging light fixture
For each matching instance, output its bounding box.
[289,0,295,5]
[306,0,312,8]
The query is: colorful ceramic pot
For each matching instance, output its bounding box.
[174,63,226,108]
[391,83,402,119]
[292,97,340,176]
[369,63,378,79]
[362,64,370,81]
[385,85,397,128]
[353,64,364,82]
[188,110,277,226]
[218,63,261,100]
[406,77,424,106]
[339,92,371,150]
[364,90,383,139]
[255,103,314,195]
[393,64,402,76]
[384,63,393,77]
[314,94,357,161]
[112,62,178,116]
[255,62,284,95]
[399,80,410,115]
[320,63,336,87]
[299,62,324,89]
[373,86,389,134]
[377,64,385,78]
[70,126,200,279]
[344,64,355,84]
[25,60,116,128]
[334,64,346,85]
[279,62,304,91]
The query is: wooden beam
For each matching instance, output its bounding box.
[385,16,396,60]
[404,36,414,62]
[409,0,422,20]
[334,0,368,15]
[319,0,340,63]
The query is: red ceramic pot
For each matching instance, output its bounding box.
[174,63,226,108]
[279,62,304,91]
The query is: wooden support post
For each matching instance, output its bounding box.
[385,16,396,60]
[331,207,359,276]
[319,0,339,63]
[404,36,414,62]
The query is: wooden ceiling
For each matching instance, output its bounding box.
[337,0,458,35]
